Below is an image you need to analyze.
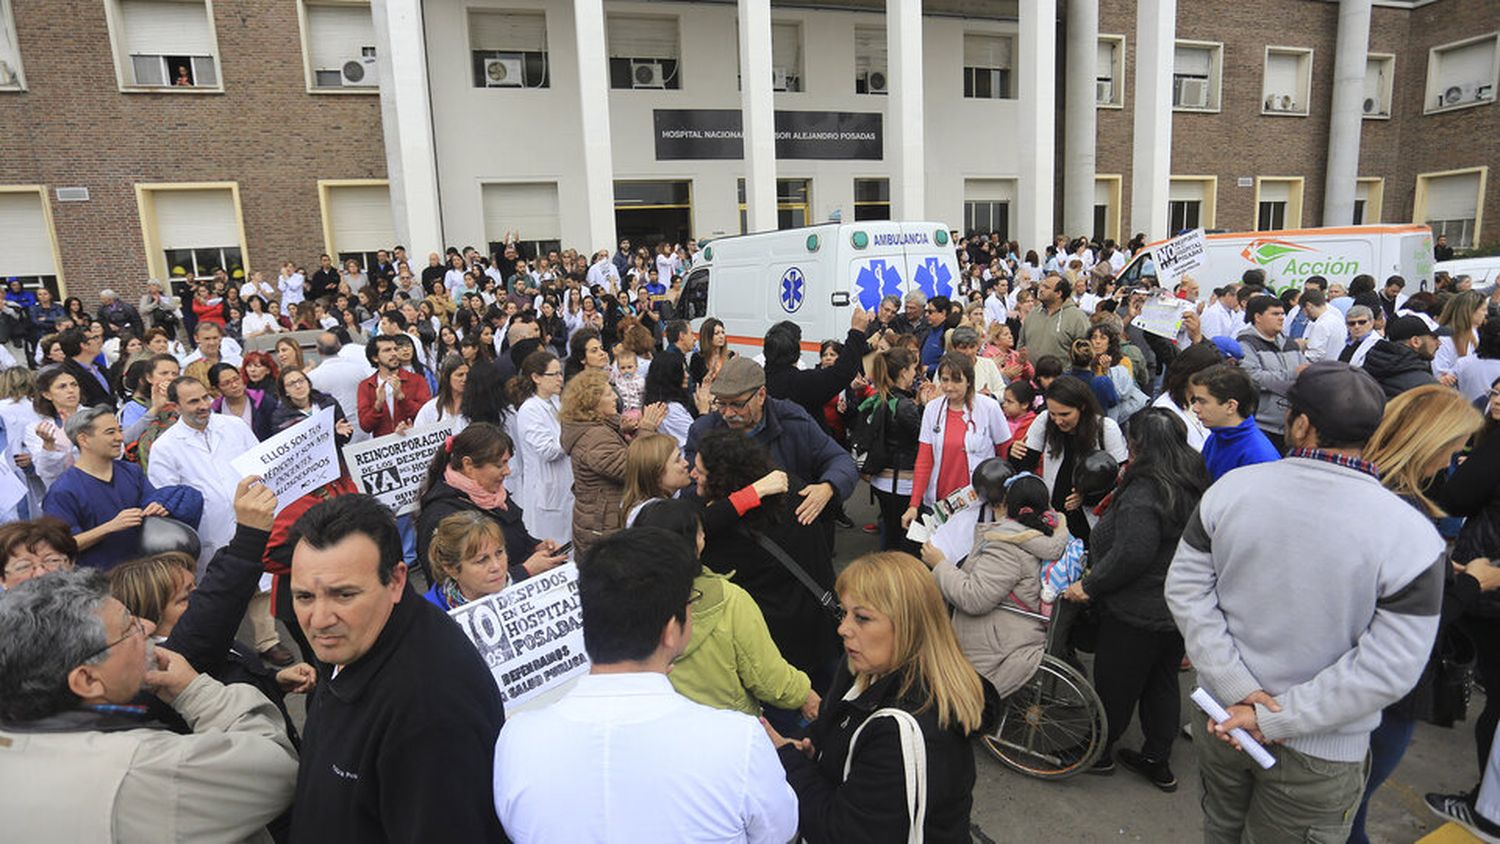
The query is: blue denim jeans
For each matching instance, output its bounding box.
[1347,710,1416,844]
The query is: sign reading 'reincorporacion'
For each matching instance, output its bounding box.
[340,419,456,516]
[654,110,882,160]
[230,407,339,513]
[449,563,589,711]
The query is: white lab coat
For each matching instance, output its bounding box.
[515,394,573,545]
[915,393,1011,507]
[147,415,261,567]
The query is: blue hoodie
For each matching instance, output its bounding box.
[1203,416,1281,481]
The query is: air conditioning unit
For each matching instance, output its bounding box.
[772,67,789,91]
[1439,81,1494,108]
[340,55,375,86]
[865,69,888,94]
[1363,96,1382,115]
[484,55,525,88]
[1264,93,1297,112]
[630,60,666,89]
[1095,79,1113,103]
[1175,76,1209,108]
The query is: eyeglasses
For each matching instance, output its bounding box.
[542,369,563,378]
[4,554,71,578]
[86,614,144,661]
[711,393,756,413]
[1346,319,1370,327]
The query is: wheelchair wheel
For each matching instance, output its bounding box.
[980,654,1108,780]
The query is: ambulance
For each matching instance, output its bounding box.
[1118,223,1436,300]
[677,221,961,356]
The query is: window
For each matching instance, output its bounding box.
[301,2,377,91]
[1425,33,1498,114]
[483,182,562,262]
[854,25,887,95]
[1168,176,1217,230]
[962,179,1016,240]
[771,22,803,92]
[1255,177,1304,231]
[0,0,25,90]
[321,182,393,272]
[1095,175,1122,243]
[1261,46,1312,116]
[853,178,890,221]
[110,0,221,90]
[1355,177,1384,224]
[1172,41,1221,111]
[737,179,811,233]
[1363,54,1394,118]
[1097,35,1124,107]
[608,14,680,90]
[0,188,62,298]
[963,33,1013,99]
[138,185,245,288]
[618,181,693,246]
[1416,168,1487,249]
[468,9,549,89]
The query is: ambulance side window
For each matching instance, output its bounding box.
[681,268,710,321]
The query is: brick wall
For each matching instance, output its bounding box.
[1094,0,1499,245]
[0,0,387,304]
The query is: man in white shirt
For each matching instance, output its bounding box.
[586,250,621,295]
[1298,289,1347,363]
[493,529,798,844]
[277,262,305,316]
[1199,285,1242,339]
[146,376,261,567]
[307,332,374,441]
[239,271,277,306]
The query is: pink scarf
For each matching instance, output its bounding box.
[444,466,508,511]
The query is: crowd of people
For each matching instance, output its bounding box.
[1,227,1499,843]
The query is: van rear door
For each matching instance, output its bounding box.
[897,222,958,307]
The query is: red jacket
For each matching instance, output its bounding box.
[356,369,431,437]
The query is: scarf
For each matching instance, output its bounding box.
[444,465,507,510]
[440,578,470,609]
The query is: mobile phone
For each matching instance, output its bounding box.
[554,541,573,558]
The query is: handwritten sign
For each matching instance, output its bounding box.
[341,419,455,516]
[1154,228,1208,287]
[230,407,339,513]
[449,563,589,711]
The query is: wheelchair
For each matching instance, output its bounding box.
[978,599,1109,780]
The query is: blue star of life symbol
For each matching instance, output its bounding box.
[853,259,904,310]
[914,257,953,299]
[780,267,805,313]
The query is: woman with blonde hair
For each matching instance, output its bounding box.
[422,510,513,611]
[767,551,995,843]
[1352,384,1500,842]
[558,368,664,558]
[1434,289,1489,379]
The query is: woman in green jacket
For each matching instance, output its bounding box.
[633,497,820,721]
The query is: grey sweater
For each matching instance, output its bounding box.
[1165,455,1445,762]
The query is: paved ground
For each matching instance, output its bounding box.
[259,484,1486,843]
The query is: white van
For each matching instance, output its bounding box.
[678,221,961,355]
[1436,256,1500,289]
[1119,223,1436,299]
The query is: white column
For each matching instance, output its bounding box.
[1324,0,1372,226]
[371,0,442,255]
[574,0,617,250]
[1017,0,1057,252]
[887,0,924,219]
[739,0,777,232]
[1130,0,1176,240]
[1062,0,1098,238]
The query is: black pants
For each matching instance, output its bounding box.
[1092,612,1185,762]
[872,486,920,556]
[1466,614,1500,776]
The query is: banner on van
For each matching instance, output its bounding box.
[653,110,882,160]
[1154,229,1208,287]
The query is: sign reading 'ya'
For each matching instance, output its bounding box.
[341,419,456,516]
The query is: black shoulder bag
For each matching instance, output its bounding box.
[748,529,845,623]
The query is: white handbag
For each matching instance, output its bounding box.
[842,707,929,844]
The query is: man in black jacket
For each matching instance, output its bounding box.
[1360,315,1439,399]
[57,326,114,409]
[763,305,871,425]
[288,494,506,843]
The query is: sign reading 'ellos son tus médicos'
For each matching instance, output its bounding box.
[653,110,882,160]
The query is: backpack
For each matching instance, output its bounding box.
[849,395,894,476]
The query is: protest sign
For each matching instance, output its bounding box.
[230,407,339,513]
[449,563,589,711]
[1153,228,1207,287]
[1136,294,1192,339]
[341,419,455,516]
